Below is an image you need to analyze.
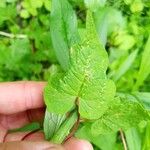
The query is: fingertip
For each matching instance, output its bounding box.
[64,137,93,150]
[0,141,64,150]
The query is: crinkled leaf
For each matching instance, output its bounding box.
[91,97,150,135]
[44,11,116,120]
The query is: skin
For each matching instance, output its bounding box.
[0,81,93,150]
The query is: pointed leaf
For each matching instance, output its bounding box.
[50,0,79,70]
[44,11,116,120]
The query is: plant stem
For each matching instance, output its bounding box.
[64,111,80,142]
[0,31,27,39]
[51,111,78,144]
[21,129,40,141]
[120,129,128,150]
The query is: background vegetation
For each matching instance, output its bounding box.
[1,0,150,149]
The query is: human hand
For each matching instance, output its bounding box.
[0,81,93,150]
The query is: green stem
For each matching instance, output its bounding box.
[120,129,128,150]
[51,111,78,144]
[0,31,27,39]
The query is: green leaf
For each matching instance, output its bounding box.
[20,9,30,18]
[7,0,18,3]
[9,39,31,64]
[44,110,66,140]
[22,0,43,9]
[125,128,142,150]
[44,7,150,145]
[32,0,43,8]
[44,11,116,120]
[134,35,150,90]
[130,0,144,13]
[0,0,6,7]
[44,0,51,11]
[0,5,17,25]
[132,92,150,110]
[0,45,10,65]
[91,97,150,135]
[76,123,117,150]
[10,122,41,132]
[113,49,138,81]
[50,0,79,70]
[106,8,125,34]
[84,0,107,10]
[142,122,150,150]
[94,8,109,46]
[51,111,78,144]
[21,0,44,17]
[124,0,133,5]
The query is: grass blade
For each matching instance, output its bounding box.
[113,49,138,81]
[133,36,150,90]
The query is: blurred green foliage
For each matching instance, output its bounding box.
[0,0,56,81]
[1,0,150,149]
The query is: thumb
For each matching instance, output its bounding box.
[0,141,64,150]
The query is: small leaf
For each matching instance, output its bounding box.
[91,97,150,135]
[51,111,78,144]
[130,0,144,13]
[44,0,51,11]
[20,9,30,18]
[44,110,66,140]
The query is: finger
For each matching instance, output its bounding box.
[0,108,45,130]
[4,131,44,142]
[0,81,46,114]
[64,137,93,150]
[0,141,64,150]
